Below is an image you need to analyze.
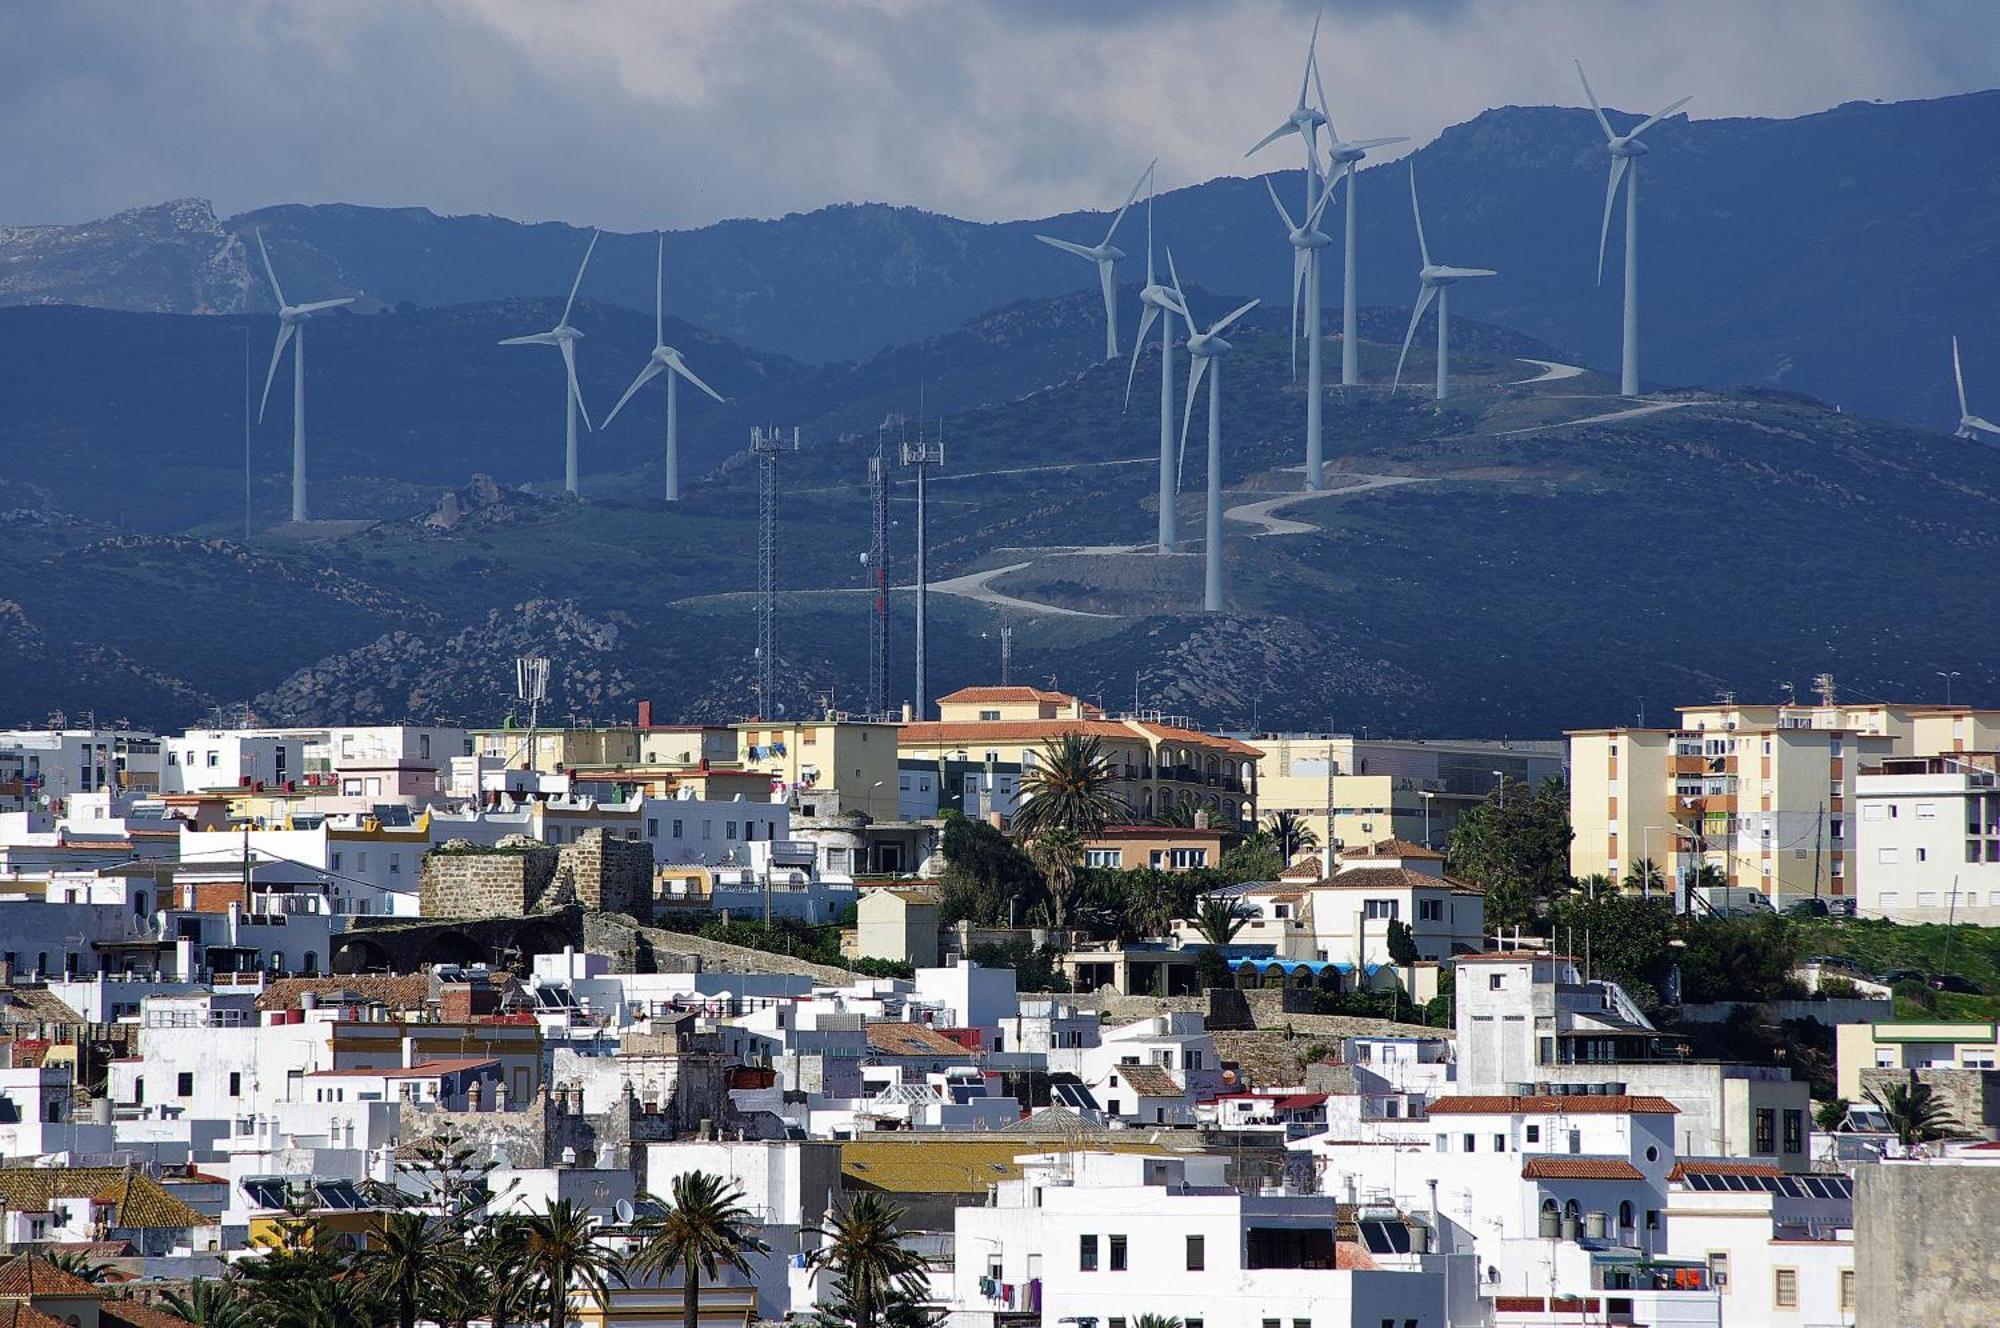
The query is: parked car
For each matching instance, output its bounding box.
[1929,973,1981,994]
[1879,968,1927,986]
[1785,898,1830,918]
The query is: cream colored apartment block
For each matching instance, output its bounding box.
[733,719,902,822]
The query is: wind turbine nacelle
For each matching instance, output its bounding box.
[1292,230,1333,250]
[1101,244,1127,263]
[1328,145,1368,166]
[1190,335,1234,358]
[1609,137,1649,158]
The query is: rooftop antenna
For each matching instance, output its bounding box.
[1812,672,1838,708]
[903,407,945,718]
[1000,624,1014,686]
[866,421,893,719]
[516,656,550,771]
[753,426,785,720]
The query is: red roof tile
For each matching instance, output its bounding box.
[1426,1094,1679,1116]
[864,1023,972,1057]
[1521,1157,1645,1181]
[1344,837,1444,861]
[1668,1160,1784,1181]
[0,1253,106,1299]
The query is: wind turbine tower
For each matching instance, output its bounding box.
[1124,165,1187,553]
[501,231,600,494]
[866,425,892,718]
[902,420,946,716]
[604,234,727,501]
[1168,251,1258,613]
[252,229,354,522]
[1035,161,1153,360]
[1576,62,1690,398]
[753,426,783,719]
[1315,76,1407,387]
[1392,166,1497,401]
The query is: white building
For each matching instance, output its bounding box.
[0,728,127,806]
[1222,841,1485,971]
[1050,1013,1224,1126]
[1663,1160,1855,1328]
[1854,753,2000,924]
[162,731,309,795]
[949,1150,1464,1328]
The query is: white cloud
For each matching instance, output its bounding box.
[0,0,1993,228]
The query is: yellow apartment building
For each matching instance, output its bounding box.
[472,725,642,774]
[897,686,1262,828]
[731,718,902,821]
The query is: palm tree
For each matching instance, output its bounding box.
[44,1248,114,1282]
[629,1172,768,1328]
[1153,799,1202,829]
[1867,1070,1965,1146]
[806,1194,930,1328]
[1263,810,1318,862]
[161,1278,251,1328]
[1190,896,1247,947]
[1123,872,1193,940]
[1026,828,1085,929]
[1133,1316,1184,1328]
[1622,858,1666,893]
[1012,733,1126,839]
[356,1210,464,1328]
[466,1217,531,1328]
[518,1198,624,1328]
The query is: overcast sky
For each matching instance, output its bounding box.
[4,0,1998,231]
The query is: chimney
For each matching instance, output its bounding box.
[901,702,914,723]
[637,700,654,730]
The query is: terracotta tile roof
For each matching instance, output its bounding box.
[840,1137,1169,1194]
[101,1301,199,1328]
[0,1253,106,1299]
[864,1023,972,1057]
[1094,824,1226,841]
[936,686,1083,706]
[1110,1064,1183,1098]
[1426,1094,1679,1116]
[0,1168,209,1231]
[256,975,431,1013]
[1344,837,1444,861]
[899,717,1262,758]
[1521,1157,1646,1181]
[1334,1241,1379,1270]
[1668,1160,1785,1181]
[0,1304,68,1328]
[1317,866,1473,892]
[1277,854,1323,880]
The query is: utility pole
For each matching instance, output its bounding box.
[866,425,891,719]
[1812,801,1824,902]
[242,326,252,542]
[753,426,783,720]
[902,418,945,718]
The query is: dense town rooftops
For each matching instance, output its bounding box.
[0,1169,208,1231]
[1111,1064,1182,1097]
[0,1253,107,1299]
[1425,1094,1679,1116]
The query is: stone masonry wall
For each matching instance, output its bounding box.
[419,846,558,918]
[556,829,654,921]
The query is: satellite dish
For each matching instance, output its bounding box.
[614,1198,635,1225]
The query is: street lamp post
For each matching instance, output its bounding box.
[1491,770,1506,807]
[1939,670,1963,705]
[1418,790,1436,849]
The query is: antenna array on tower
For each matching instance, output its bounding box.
[866,425,892,719]
[901,419,946,718]
[752,427,787,719]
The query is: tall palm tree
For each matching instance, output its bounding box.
[1263,810,1318,862]
[1867,1070,1965,1146]
[467,1217,531,1328]
[161,1278,251,1328]
[356,1210,464,1328]
[518,1198,624,1328]
[1152,800,1202,829]
[1622,858,1665,893]
[806,1195,930,1328]
[1012,733,1126,839]
[44,1248,114,1282]
[1026,828,1085,929]
[629,1172,769,1328]
[1190,896,1247,948]
[1133,1316,1184,1328]
[1123,871,1193,940]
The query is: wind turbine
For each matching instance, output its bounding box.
[1246,10,1331,490]
[1167,251,1258,613]
[1576,61,1690,399]
[604,234,728,502]
[1035,159,1153,361]
[252,229,354,523]
[1314,66,1406,388]
[1954,337,2000,440]
[1392,165,1496,401]
[501,230,599,495]
[1122,167,1187,554]
[1263,176,1334,381]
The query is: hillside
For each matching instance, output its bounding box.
[4,91,1999,428]
[3,308,1994,734]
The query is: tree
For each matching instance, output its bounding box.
[1545,893,1680,1009]
[1445,776,1573,928]
[1119,869,1194,940]
[1385,918,1420,966]
[936,813,1042,926]
[1219,831,1282,883]
[356,1210,464,1328]
[1677,914,1800,1004]
[807,1195,932,1328]
[629,1173,769,1328]
[44,1248,114,1282]
[1190,896,1247,947]
[1622,858,1666,894]
[518,1198,624,1328]
[1263,810,1318,862]
[1152,800,1202,829]
[161,1279,251,1328]
[1012,733,1126,840]
[465,1217,532,1328]
[1814,1097,1850,1133]
[1026,828,1085,929]
[1866,1069,1966,1146]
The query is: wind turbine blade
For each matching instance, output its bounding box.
[1102,159,1155,246]
[560,337,592,431]
[499,332,559,346]
[1306,174,1336,231]
[1630,96,1692,140]
[604,360,665,428]
[1097,259,1118,333]
[1035,234,1098,261]
[1596,157,1629,285]
[655,232,665,347]
[1125,302,1161,411]
[257,322,294,423]
[1392,285,1437,393]
[1144,171,1157,286]
[254,228,287,308]
[1409,165,1431,269]
[1434,266,1498,279]
[1955,337,1970,419]
[1264,177,1300,232]
[1211,300,1260,337]
[673,358,726,404]
[1311,45,1332,141]
[1179,354,1211,492]
[1245,121,1298,158]
[1969,416,2000,437]
[1347,137,1408,152]
[1575,60,1615,141]
[292,298,354,315]
[561,229,599,327]
[1166,248,1196,337]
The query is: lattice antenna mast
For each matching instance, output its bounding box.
[1000,624,1014,686]
[902,417,946,718]
[866,421,893,719]
[1812,672,1838,709]
[516,656,550,771]
[753,426,785,720]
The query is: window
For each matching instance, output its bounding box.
[1782,1109,1803,1154]
[1489,973,1504,990]
[177,1072,193,1097]
[1877,847,1900,864]
[1917,802,1938,819]
[1755,1109,1776,1154]
[229,1072,241,1098]
[1773,1268,1797,1309]
[1840,1269,1855,1311]
[727,820,738,840]
[672,819,684,838]
[647,818,659,838]
[1109,1234,1127,1271]
[1618,1200,1634,1229]
[1186,1234,1204,1271]
[1079,1235,1099,1271]
[1418,898,1442,922]
[1493,1133,1506,1152]
[1525,1124,1540,1143]
[1462,1133,1476,1153]
[1085,849,1121,868]
[1364,899,1399,920]
[979,709,1001,721]
[1434,1134,1448,1152]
